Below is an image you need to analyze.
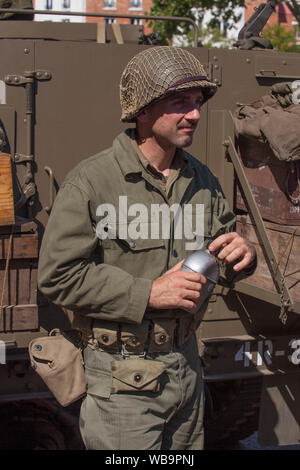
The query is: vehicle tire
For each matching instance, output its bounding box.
[0,399,84,450]
[204,377,262,449]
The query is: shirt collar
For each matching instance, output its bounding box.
[113,129,195,179]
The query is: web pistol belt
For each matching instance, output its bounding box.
[83,316,198,356]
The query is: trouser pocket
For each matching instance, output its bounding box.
[111,359,165,394]
[85,365,111,399]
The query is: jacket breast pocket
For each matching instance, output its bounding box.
[100,221,166,278]
[100,220,165,251]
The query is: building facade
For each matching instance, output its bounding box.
[86,0,153,33]
[34,0,86,22]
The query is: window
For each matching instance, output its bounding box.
[104,17,116,24]
[103,0,116,8]
[129,0,142,9]
[45,0,52,9]
[62,0,70,8]
[130,18,141,25]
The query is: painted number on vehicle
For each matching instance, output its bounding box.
[234,339,300,367]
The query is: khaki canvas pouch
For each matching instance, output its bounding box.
[148,319,176,353]
[28,329,86,407]
[111,359,165,394]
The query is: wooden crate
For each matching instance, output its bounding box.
[236,215,300,302]
[0,218,38,332]
[0,153,15,226]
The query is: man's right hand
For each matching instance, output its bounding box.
[148,260,206,311]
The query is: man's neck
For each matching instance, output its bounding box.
[136,134,176,177]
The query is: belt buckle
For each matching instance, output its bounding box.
[121,346,147,359]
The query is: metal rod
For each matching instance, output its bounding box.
[0,9,199,47]
[44,166,54,213]
[23,72,35,214]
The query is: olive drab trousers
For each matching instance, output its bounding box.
[79,334,204,450]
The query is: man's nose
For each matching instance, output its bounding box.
[185,106,201,121]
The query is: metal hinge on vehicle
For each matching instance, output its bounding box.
[4,70,52,214]
[205,59,222,86]
[5,70,52,85]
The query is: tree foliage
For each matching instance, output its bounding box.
[266,1,300,51]
[147,0,245,45]
[147,0,300,46]
[262,23,300,52]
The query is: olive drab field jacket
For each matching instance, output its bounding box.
[38,130,246,325]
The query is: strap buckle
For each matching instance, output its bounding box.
[121,347,147,359]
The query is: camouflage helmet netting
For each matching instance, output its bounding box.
[120,46,217,122]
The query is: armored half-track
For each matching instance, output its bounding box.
[0,5,299,449]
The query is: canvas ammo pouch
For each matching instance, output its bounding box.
[92,322,166,394]
[28,329,86,407]
[111,358,165,394]
[90,317,197,394]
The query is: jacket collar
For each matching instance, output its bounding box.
[113,129,195,180]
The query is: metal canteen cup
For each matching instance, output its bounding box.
[180,250,219,313]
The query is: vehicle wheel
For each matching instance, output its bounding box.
[204,377,262,449]
[0,400,84,450]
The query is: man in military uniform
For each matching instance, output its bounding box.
[38,46,256,450]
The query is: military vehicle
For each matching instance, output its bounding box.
[0,3,299,450]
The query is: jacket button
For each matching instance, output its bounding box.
[129,241,136,249]
[134,374,142,382]
[101,334,109,343]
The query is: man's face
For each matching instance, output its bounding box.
[139,88,204,149]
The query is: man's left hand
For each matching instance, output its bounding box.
[208,232,256,272]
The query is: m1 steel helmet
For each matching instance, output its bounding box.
[120,46,218,122]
